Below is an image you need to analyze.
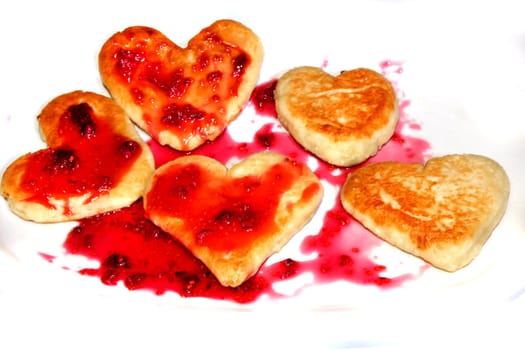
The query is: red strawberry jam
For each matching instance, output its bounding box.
[64,199,273,303]
[109,27,252,145]
[251,79,278,117]
[145,157,318,252]
[21,102,141,211]
[59,61,431,304]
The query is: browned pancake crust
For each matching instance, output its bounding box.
[340,154,510,271]
[275,67,398,166]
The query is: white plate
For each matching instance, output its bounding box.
[1,1,525,348]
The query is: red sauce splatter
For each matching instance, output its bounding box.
[60,61,432,304]
[63,200,271,304]
[20,102,141,212]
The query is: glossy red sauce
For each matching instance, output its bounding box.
[250,79,278,117]
[60,61,432,304]
[21,102,141,211]
[64,200,276,304]
[144,158,316,251]
[111,27,251,146]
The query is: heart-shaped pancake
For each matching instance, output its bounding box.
[275,66,399,167]
[99,19,264,151]
[143,151,323,287]
[1,91,154,223]
[340,154,510,271]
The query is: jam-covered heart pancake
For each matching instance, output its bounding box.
[1,91,154,223]
[143,151,323,287]
[275,66,399,167]
[99,19,264,151]
[340,154,510,271]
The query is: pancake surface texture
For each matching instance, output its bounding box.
[275,66,399,166]
[340,154,510,271]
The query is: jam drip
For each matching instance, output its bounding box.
[64,200,277,304]
[67,102,96,138]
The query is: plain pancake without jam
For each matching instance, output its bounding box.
[275,67,399,167]
[340,154,510,271]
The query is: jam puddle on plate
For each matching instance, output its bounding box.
[50,61,432,304]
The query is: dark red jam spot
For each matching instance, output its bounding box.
[275,258,299,280]
[97,176,113,192]
[250,79,278,116]
[339,254,353,267]
[215,210,234,225]
[175,186,189,199]
[118,140,140,159]
[205,32,222,45]
[161,103,205,126]
[196,229,211,245]
[180,275,200,296]
[101,269,121,286]
[213,54,224,64]
[103,253,131,269]
[45,149,79,174]
[196,53,210,71]
[237,204,258,231]
[232,53,248,79]
[256,132,275,148]
[125,272,147,290]
[115,49,145,82]
[144,67,193,98]
[70,228,93,250]
[206,71,222,84]
[67,103,96,138]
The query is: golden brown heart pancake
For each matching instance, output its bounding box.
[143,151,323,287]
[99,19,264,151]
[340,154,510,271]
[275,66,398,167]
[1,91,154,222]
